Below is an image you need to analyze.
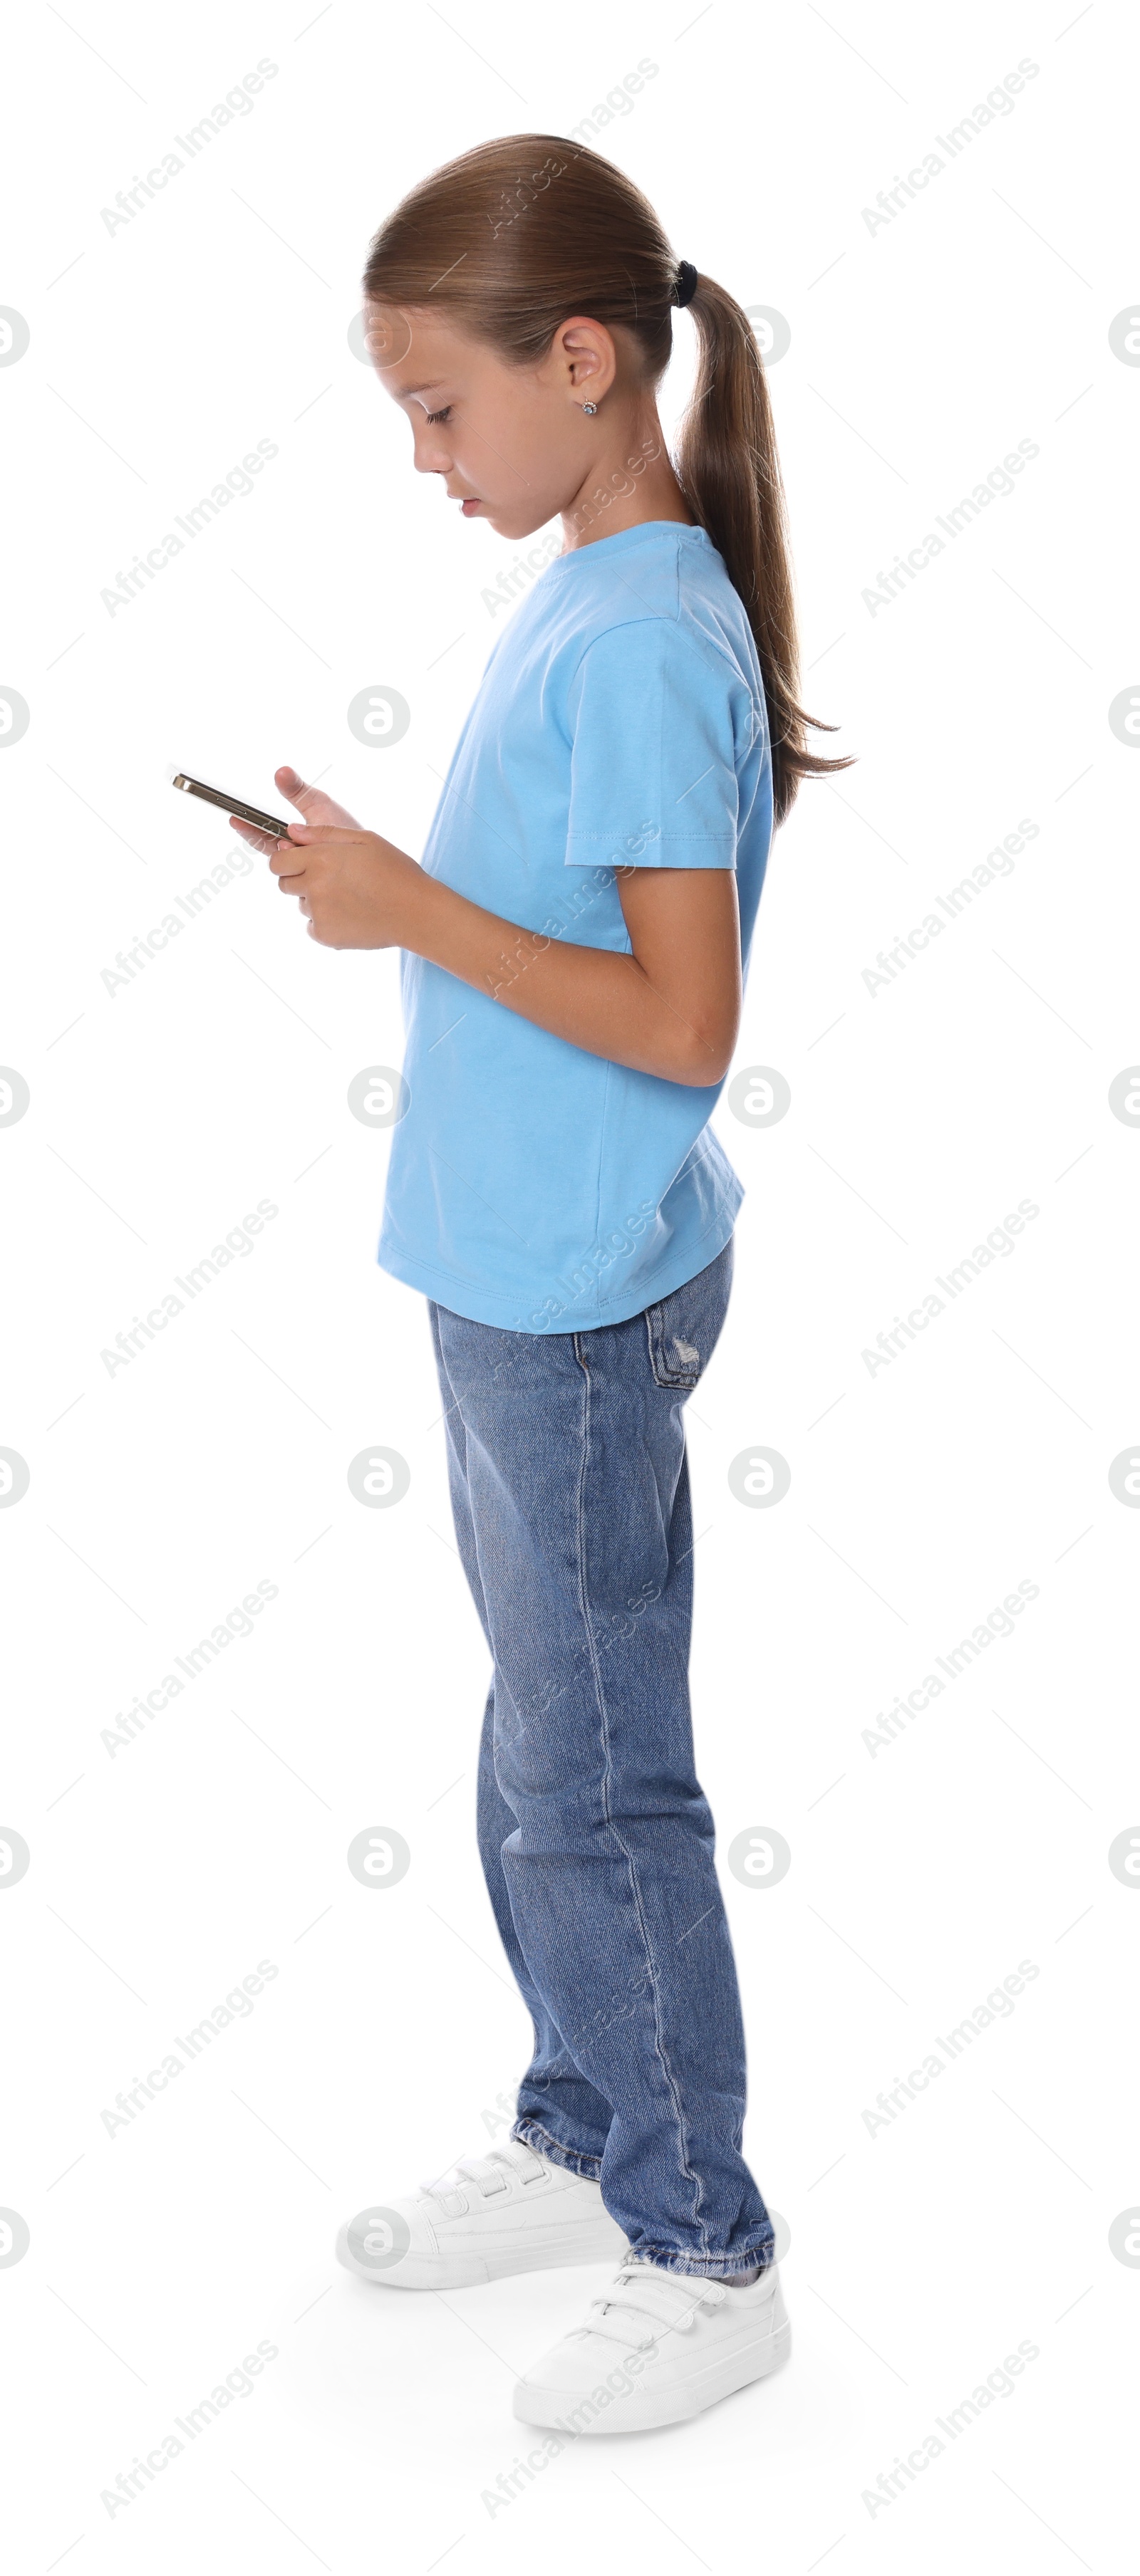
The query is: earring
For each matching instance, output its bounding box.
[581,400,598,416]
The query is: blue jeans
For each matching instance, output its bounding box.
[428,1238,774,2279]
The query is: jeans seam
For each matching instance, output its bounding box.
[571,1335,709,2262]
[628,2244,774,2279]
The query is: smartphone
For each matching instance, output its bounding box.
[169,769,291,837]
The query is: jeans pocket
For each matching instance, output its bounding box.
[646,1241,733,1390]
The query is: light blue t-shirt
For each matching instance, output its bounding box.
[378,520,773,1332]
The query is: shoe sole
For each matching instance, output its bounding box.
[513,2317,792,2431]
[336,2217,628,2291]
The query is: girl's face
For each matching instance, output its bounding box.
[366,304,625,543]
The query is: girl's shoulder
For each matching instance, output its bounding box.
[539,523,760,692]
[474,523,765,763]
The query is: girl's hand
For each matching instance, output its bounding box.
[229,763,361,858]
[270,823,422,950]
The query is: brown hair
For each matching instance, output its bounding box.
[363,135,852,828]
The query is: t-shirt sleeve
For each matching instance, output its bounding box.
[564,618,743,869]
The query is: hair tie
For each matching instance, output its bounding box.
[673,259,698,309]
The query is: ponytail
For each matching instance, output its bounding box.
[675,274,853,825]
[363,137,852,828]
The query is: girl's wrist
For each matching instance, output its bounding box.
[394,850,445,956]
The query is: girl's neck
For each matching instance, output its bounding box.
[559,407,695,554]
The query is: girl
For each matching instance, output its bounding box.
[234,135,849,2435]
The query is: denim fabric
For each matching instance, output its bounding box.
[428,1238,775,2278]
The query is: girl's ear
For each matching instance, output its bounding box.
[551,317,617,403]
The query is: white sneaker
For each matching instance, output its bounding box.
[336,2137,628,2290]
[514,2256,790,2433]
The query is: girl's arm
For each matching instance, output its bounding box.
[267,821,742,1088]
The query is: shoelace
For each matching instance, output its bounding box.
[418,2144,542,2206]
[576,2263,729,2352]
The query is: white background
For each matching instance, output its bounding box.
[2,2,1136,2568]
